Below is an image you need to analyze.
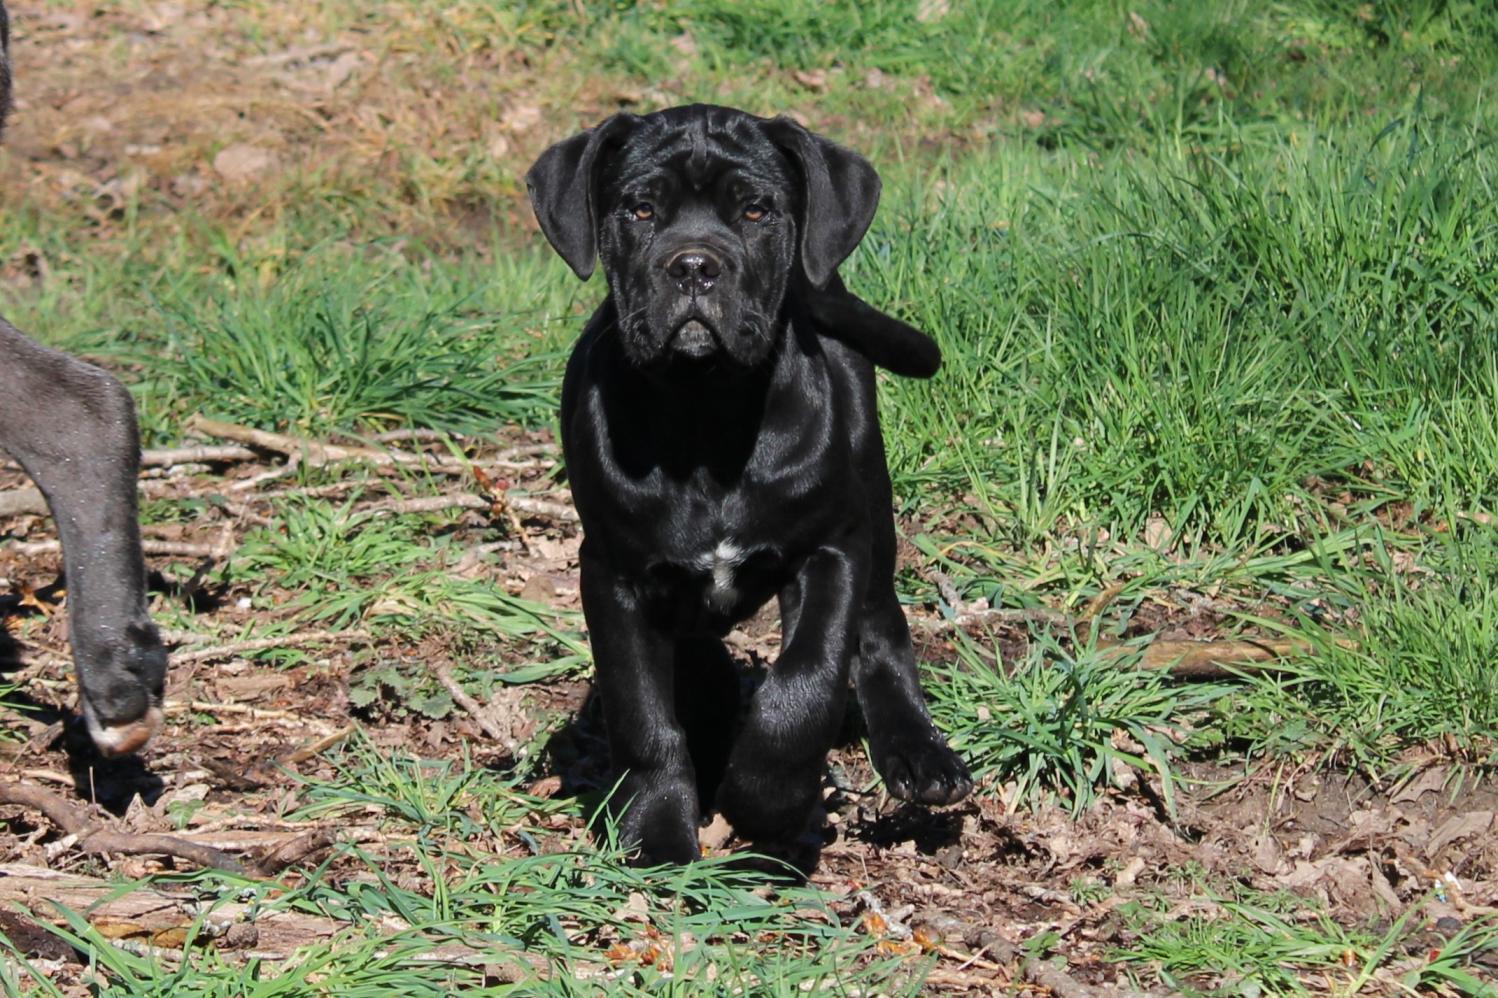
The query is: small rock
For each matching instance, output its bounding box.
[222,923,259,949]
[212,144,280,185]
[519,573,557,604]
[792,68,828,91]
[935,843,964,869]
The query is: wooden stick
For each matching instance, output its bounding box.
[1100,634,1358,678]
[4,538,229,559]
[431,663,513,748]
[3,451,259,522]
[0,486,46,518]
[911,605,1070,632]
[187,414,467,473]
[277,724,356,765]
[164,702,304,721]
[170,629,371,664]
[1075,581,1125,645]
[375,491,576,521]
[367,493,494,516]
[0,780,250,874]
[186,416,576,518]
[140,444,259,468]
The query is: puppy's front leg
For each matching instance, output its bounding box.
[717,544,865,848]
[580,546,700,865]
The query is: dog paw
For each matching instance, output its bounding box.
[715,762,822,844]
[872,731,973,806]
[611,777,701,866]
[727,823,828,882]
[74,624,168,755]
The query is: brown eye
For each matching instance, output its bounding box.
[743,204,767,222]
[632,203,654,221]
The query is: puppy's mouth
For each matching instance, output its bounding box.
[670,317,718,359]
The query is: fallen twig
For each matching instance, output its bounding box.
[188,414,467,474]
[170,629,372,664]
[431,663,514,750]
[157,629,213,646]
[923,966,1008,990]
[911,605,1070,632]
[250,828,337,874]
[5,538,230,559]
[277,724,356,765]
[1101,635,1358,678]
[0,781,250,874]
[0,486,46,518]
[368,489,576,522]
[1075,581,1125,645]
[244,42,354,66]
[0,862,359,956]
[141,444,259,468]
[505,493,578,521]
[367,493,494,516]
[164,702,305,721]
[186,416,577,519]
[2,450,259,521]
[1022,955,1107,998]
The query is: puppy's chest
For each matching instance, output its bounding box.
[647,505,784,623]
[689,539,751,607]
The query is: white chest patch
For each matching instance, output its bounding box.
[695,540,746,606]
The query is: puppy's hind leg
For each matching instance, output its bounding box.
[0,320,166,754]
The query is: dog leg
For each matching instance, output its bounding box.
[673,634,740,810]
[854,589,972,805]
[0,320,166,753]
[716,545,863,852]
[580,548,700,865]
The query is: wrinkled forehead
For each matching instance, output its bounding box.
[605,109,794,194]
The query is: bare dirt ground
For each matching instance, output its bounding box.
[4,429,1497,993]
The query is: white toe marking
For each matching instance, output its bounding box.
[86,705,164,756]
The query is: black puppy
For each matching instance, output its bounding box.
[0,2,166,754]
[527,105,971,866]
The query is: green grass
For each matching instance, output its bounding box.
[5,0,1498,991]
[2,739,919,996]
[926,631,1232,816]
[1110,885,1498,996]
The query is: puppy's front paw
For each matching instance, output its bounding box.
[727,820,828,881]
[872,730,972,806]
[612,776,701,866]
[716,761,822,844]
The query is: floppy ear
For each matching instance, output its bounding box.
[767,117,882,289]
[525,113,638,281]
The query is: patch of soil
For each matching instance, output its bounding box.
[4,431,1497,993]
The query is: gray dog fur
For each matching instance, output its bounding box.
[0,2,166,753]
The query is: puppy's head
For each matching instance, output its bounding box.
[526,105,880,372]
[1,1,11,138]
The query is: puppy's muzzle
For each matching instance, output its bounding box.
[666,248,723,297]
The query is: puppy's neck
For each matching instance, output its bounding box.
[596,300,816,483]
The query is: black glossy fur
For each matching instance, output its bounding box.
[527,105,971,868]
[0,2,167,754]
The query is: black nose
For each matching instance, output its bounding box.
[666,249,722,294]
